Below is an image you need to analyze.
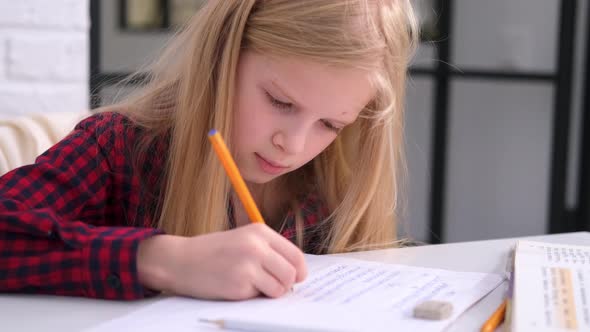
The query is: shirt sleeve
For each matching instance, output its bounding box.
[0,114,163,300]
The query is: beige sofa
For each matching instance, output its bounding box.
[0,112,90,175]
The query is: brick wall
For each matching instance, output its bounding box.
[0,1,89,116]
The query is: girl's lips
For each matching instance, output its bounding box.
[255,153,289,175]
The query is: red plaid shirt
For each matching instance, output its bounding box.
[0,112,327,300]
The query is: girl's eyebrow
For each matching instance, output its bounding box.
[271,80,357,126]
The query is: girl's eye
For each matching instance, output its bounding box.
[265,91,292,111]
[321,120,342,133]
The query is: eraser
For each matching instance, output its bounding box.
[412,300,453,320]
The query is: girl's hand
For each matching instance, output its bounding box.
[137,223,307,300]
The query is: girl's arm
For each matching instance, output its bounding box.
[0,113,162,300]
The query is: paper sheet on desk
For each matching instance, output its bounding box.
[84,254,503,332]
[512,241,590,332]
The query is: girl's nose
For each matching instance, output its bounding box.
[272,128,306,155]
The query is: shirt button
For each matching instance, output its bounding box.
[107,274,122,289]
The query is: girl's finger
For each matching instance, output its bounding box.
[252,268,286,298]
[263,227,308,282]
[262,248,297,290]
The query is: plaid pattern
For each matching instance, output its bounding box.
[279,192,330,254]
[0,112,327,300]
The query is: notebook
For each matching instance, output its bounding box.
[85,254,503,332]
[511,240,590,332]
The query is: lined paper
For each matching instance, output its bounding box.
[85,254,503,332]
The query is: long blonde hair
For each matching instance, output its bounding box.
[101,0,418,253]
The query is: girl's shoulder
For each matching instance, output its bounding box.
[72,109,169,191]
[74,110,152,151]
[75,110,135,136]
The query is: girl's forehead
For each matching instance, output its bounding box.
[241,51,376,118]
[246,51,376,91]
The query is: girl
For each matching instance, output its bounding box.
[0,0,417,301]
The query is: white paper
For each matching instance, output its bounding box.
[85,254,503,332]
[512,240,590,332]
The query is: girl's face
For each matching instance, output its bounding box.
[232,51,375,184]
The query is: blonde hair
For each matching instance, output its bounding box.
[101,0,418,254]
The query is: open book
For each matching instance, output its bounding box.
[86,254,502,332]
[511,240,590,332]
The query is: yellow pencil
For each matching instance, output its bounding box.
[480,299,507,332]
[208,129,265,224]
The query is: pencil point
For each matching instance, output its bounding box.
[199,318,224,327]
[208,129,217,136]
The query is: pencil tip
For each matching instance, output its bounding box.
[199,318,223,326]
[208,129,217,136]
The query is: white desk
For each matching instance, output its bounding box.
[1,232,589,332]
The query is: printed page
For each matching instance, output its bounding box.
[512,240,590,332]
[85,254,503,332]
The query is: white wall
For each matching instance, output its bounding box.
[0,1,89,116]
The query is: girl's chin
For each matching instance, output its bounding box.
[243,172,278,185]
